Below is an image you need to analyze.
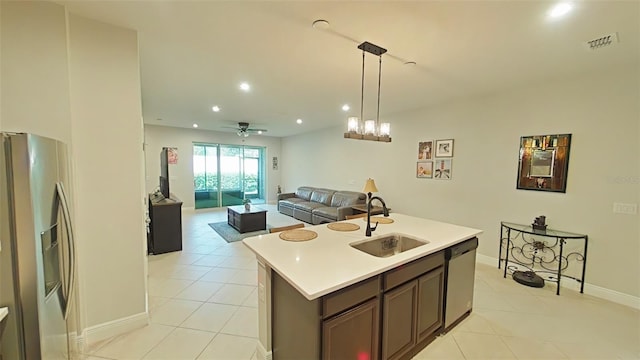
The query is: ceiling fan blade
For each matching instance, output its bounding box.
[246,128,267,133]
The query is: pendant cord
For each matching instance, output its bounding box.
[376,55,382,129]
[360,50,365,129]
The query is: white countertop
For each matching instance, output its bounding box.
[243,213,482,300]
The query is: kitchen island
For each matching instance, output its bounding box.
[243,213,482,360]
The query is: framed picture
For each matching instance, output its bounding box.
[418,141,433,160]
[167,147,178,164]
[433,159,452,179]
[517,134,572,192]
[435,139,454,157]
[417,161,433,178]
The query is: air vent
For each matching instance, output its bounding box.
[585,32,618,50]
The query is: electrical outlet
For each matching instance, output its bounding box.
[613,203,638,215]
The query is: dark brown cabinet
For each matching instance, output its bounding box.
[381,267,444,360]
[381,252,445,360]
[417,268,444,342]
[272,273,380,360]
[147,195,182,254]
[322,298,380,360]
[271,251,447,360]
[382,281,417,360]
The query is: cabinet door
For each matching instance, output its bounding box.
[382,280,417,360]
[149,202,183,254]
[322,298,379,360]
[417,266,444,342]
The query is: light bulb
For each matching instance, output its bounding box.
[379,123,390,136]
[347,117,359,132]
[364,120,376,135]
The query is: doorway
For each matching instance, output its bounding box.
[193,143,265,209]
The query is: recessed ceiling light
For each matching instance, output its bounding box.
[212,106,220,112]
[192,124,198,128]
[156,118,163,121]
[296,119,303,124]
[549,2,572,18]
[312,19,330,29]
[240,82,251,92]
[342,104,350,112]
[257,130,263,135]
[404,61,417,66]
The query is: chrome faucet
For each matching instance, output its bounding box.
[366,196,390,237]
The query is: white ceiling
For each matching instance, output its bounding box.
[59,1,639,137]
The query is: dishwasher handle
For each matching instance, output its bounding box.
[446,237,478,260]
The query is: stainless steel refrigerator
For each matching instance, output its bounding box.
[0,133,77,359]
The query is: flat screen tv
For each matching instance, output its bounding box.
[159,148,170,198]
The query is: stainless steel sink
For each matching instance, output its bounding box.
[350,233,428,258]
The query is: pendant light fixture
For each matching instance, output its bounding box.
[344,41,391,143]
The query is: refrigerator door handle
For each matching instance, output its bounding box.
[56,182,75,320]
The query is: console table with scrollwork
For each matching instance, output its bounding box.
[499,222,588,295]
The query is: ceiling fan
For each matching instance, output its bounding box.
[224,122,268,137]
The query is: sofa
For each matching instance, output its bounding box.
[277,186,367,224]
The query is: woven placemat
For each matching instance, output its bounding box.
[279,229,318,242]
[363,217,394,224]
[327,222,360,231]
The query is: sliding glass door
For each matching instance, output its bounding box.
[193,145,219,208]
[193,143,265,209]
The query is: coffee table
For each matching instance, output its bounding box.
[227,205,267,233]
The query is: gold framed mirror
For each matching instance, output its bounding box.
[517,134,571,192]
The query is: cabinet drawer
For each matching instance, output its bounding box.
[323,276,380,319]
[384,251,444,291]
[323,298,380,360]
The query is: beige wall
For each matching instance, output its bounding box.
[1,0,147,344]
[144,124,282,208]
[1,1,71,142]
[282,66,640,299]
[67,14,146,330]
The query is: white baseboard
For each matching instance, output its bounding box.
[583,283,640,310]
[475,254,640,310]
[256,342,273,360]
[476,253,498,267]
[73,331,86,358]
[82,312,149,347]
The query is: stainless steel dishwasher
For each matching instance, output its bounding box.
[443,237,478,331]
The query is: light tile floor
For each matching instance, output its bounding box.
[85,205,640,359]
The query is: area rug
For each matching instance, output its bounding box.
[208,222,269,243]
